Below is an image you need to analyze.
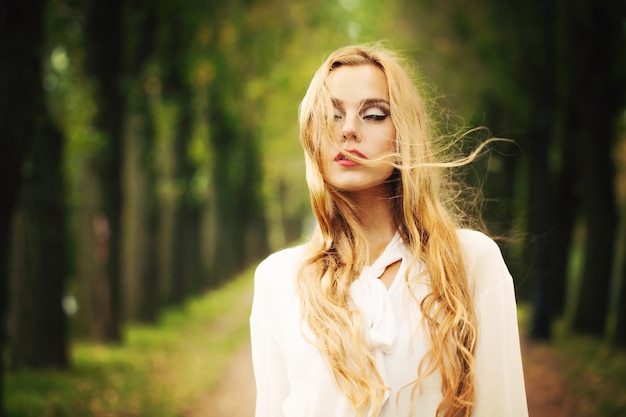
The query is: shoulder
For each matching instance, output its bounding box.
[254,244,307,292]
[256,244,307,277]
[456,229,511,292]
[456,229,503,259]
[252,244,307,323]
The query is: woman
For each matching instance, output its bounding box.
[250,43,528,417]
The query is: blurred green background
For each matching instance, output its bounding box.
[1,0,625,415]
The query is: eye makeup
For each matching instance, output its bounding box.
[332,98,391,122]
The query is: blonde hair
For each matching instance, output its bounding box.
[296,43,479,417]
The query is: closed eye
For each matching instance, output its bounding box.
[363,113,389,121]
[361,102,390,122]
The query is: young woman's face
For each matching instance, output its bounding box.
[323,64,396,195]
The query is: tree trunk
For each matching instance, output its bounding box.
[170,99,198,303]
[73,159,106,338]
[9,117,69,370]
[158,0,206,301]
[1,0,69,397]
[136,95,160,323]
[571,124,618,334]
[121,114,149,320]
[607,212,626,346]
[119,0,159,323]
[527,0,557,341]
[84,0,125,342]
[209,111,268,281]
[550,80,583,318]
[0,0,47,410]
[209,109,244,282]
[138,102,160,322]
[527,120,554,340]
[567,0,621,336]
[153,98,177,306]
[606,122,626,347]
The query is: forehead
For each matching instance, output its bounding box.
[326,64,389,103]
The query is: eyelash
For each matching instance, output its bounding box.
[364,114,389,121]
[333,110,390,122]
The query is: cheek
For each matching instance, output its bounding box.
[390,129,398,154]
[377,126,396,153]
[320,140,333,162]
[319,142,335,175]
[333,122,342,137]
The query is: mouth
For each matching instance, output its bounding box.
[334,149,366,167]
[335,149,367,161]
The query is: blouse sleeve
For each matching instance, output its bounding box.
[463,231,529,417]
[250,255,290,417]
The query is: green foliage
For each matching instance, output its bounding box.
[4,268,254,417]
[151,96,181,204]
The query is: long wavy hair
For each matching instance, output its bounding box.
[296,43,482,417]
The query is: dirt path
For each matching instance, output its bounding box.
[191,335,577,417]
[521,337,578,417]
[185,341,256,417]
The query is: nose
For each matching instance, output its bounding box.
[341,114,360,142]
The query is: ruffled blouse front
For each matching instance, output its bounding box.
[250,230,529,417]
[348,233,404,408]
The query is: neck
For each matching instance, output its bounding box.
[347,187,396,263]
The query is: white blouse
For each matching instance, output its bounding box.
[250,229,528,417]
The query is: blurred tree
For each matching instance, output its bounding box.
[0,0,34,411]
[205,35,267,281]
[83,0,125,342]
[608,131,626,346]
[608,208,626,347]
[42,0,116,339]
[519,0,558,341]
[158,0,204,302]
[120,0,160,322]
[566,0,622,336]
[3,0,70,372]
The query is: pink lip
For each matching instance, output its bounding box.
[335,149,367,166]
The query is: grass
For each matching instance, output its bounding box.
[5,266,255,417]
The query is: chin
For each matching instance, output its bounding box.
[329,181,390,195]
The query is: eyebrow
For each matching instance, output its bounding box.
[331,98,391,108]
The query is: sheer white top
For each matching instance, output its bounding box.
[250,229,528,417]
